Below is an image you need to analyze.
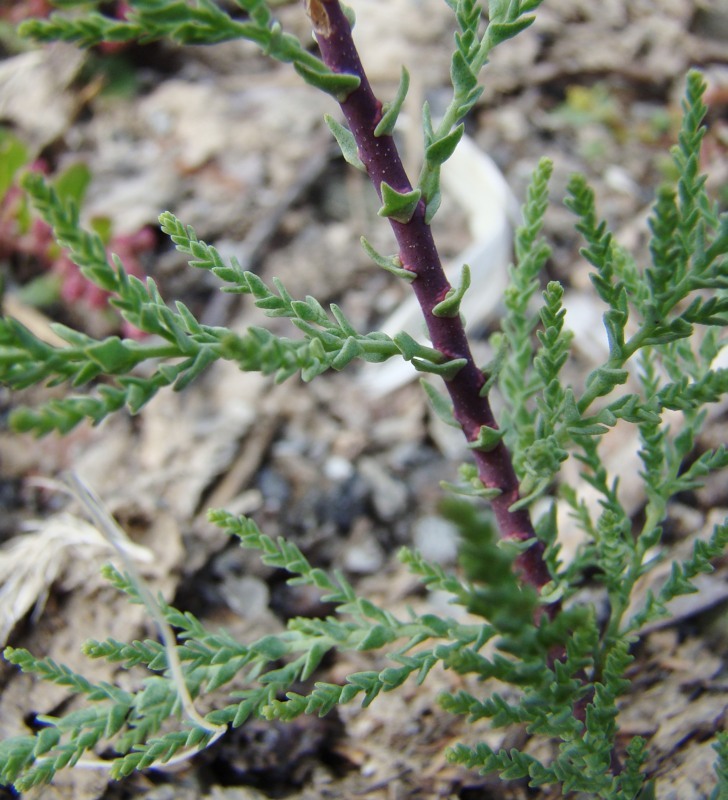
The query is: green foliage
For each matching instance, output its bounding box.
[0,2,726,798]
[18,0,360,99]
[0,193,466,433]
[494,72,727,524]
[419,0,545,221]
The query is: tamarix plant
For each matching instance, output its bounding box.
[0,1,726,797]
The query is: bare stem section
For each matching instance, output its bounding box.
[306,0,551,593]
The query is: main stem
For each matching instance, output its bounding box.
[306,0,552,595]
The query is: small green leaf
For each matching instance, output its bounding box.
[467,424,504,452]
[0,131,28,201]
[173,347,218,391]
[53,162,91,208]
[496,536,538,556]
[243,271,271,299]
[392,331,441,363]
[488,17,535,44]
[331,336,361,370]
[379,665,410,689]
[419,160,442,224]
[424,188,442,225]
[412,356,467,380]
[585,366,629,396]
[603,308,626,358]
[509,478,551,511]
[103,702,129,738]
[252,636,288,661]
[421,379,459,427]
[378,182,422,224]
[374,66,410,137]
[33,726,61,757]
[440,478,501,500]
[90,215,113,246]
[291,298,325,324]
[294,63,360,100]
[175,301,203,334]
[432,264,471,318]
[324,115,365,171]
[425,123,464,165]
[450,50,477,94]
[421,100,435,142]
[357,624,397,650]
[565,422,608,437]
[301,642,330,680]
[85,338,139,373]
[330,303,358,336]
[360,236,415,281]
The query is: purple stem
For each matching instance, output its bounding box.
[306,0,552,595]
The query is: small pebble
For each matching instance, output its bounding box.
[343,537,385,574]
[358,457,409,521]
[413,515,459,564]
[222,574,270,619]
[324,455,355,481]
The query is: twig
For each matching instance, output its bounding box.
[65,472,226,743]
[305,0,552,595]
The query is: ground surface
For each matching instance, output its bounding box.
[0,1,727,798]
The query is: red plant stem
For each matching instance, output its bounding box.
[306,0,552,594]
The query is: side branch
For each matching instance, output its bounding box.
[305,0,552,595]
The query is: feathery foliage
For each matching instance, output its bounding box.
[0,1,726,798]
